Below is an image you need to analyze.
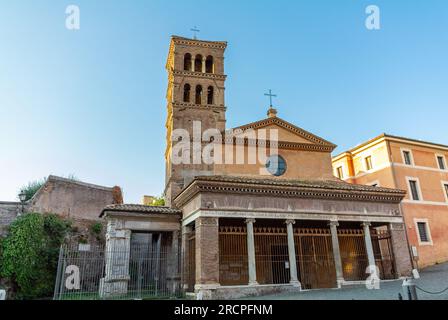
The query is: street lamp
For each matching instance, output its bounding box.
[18,191,27,215]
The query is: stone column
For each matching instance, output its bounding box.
[181,225,192,290]
[388,223,413,277]
[245,218,258,285]
[362,222,376,268]
[195,217,220,294]
[202,57,206,73]
[285,220,300,287]
[329,221,344,287]
[191,58,195,72]
[99,218,131,298]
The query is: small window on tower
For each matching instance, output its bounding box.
[207,86,214,105]
[195,55,203,72]
[206,56,214,73]
[184,53,192,71]
[183,84,191,103]
[195,85,203,104]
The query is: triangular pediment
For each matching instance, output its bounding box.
[232,116,336,148]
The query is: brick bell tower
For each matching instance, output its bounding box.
[164,36,228,206]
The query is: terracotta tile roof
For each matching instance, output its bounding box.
[100,204,181,217]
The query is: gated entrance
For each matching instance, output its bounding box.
[53,233,182,300]
[294,228,336,289]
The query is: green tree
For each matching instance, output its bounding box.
[19,178,46,201]
[150,196,165,206]
[0,213,71,299]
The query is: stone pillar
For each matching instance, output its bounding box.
[362,222,376,268]
[181,225,192,290]
[195,217,219,295]
[245,218,258,285]
[329,221,344,286]
[202,57,206,73]
[99,218,131,298]
[285,220,300,287]
[388,223,413,277]
[191,58,195,72]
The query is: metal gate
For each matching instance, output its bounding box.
[294,228,336,289]
[254,227,290,285]
[53,240,182,300]
[372,229,396,279]
[219,226,248,286]
[338,228,395,281]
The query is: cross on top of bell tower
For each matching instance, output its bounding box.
[190,26,200,40]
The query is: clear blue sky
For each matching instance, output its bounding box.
[1,1,447,203]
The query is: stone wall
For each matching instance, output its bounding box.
[28,175,121,221]
[0,202,20,237]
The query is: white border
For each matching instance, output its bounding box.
[414,218,433,246]
[401,148,414,166]
[405,176,423,201]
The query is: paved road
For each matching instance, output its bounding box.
[249,263,448,300]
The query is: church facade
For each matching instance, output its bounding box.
[100,36,413,299]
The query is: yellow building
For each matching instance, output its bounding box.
[332,134,448,268]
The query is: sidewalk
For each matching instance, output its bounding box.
[247,262,448,300]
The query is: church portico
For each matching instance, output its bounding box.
[174,175,411,299]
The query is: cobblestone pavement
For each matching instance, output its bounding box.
[248,263,448,300]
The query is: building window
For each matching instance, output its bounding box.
[207,86,214,105]
[195,54,203,72]
[416,222,431,244]
[402,150,413,165]
[266,155,287,177]
[443,183,448,202]
[195,85,202,104]
[183,84,191,102]
[336,166,344,179]
[365,156,373,171]
[184,53,192,71]
[437,155,446,170]
[408,179,421,201]
[205,56,214,73]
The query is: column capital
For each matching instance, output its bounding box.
[245,218,256,224]
[285,219,296,225]
[328,221,339,227]
[361,222,372,228]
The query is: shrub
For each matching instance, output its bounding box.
[150,196,165,207]
[90,222,103,235]
[0,213,71,299]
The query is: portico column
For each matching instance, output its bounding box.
[245,218,258,285]
[328,221,344,286]
[362,222,376,268]
[285,220,300,287]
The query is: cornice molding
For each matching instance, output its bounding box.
[171,70,227,81]
[174,178,406,207]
